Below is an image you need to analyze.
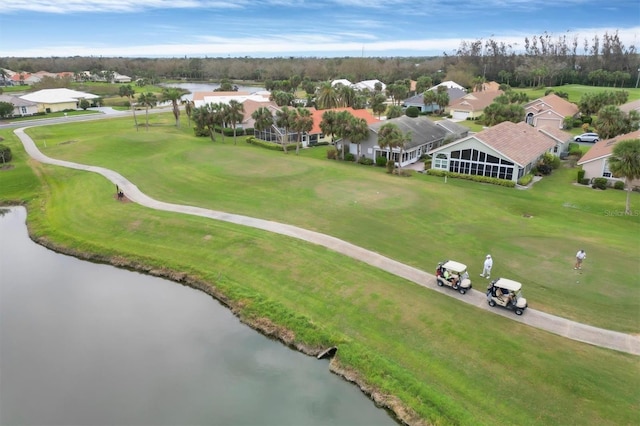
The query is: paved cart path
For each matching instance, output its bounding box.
[14,126,640,356]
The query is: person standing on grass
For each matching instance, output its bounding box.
[575,250,586,270]
[480,254,493,279]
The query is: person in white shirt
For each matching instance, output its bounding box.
[574,250,586,270]
[480,254,493,279]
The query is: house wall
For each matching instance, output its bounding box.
[41,101,78,113]
[581,159,605,180]
[13,104,38,116]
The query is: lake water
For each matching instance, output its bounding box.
[0,206,395,426]
[161,83,266,101]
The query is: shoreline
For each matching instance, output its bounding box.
[5,204,425,426]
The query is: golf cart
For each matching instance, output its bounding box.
[486,278,528,315]
[436,260,472,294]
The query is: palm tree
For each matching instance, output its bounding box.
[184,100,194,128]
[161,87,183,127]
[334,110,354,159]
[377,122,403,168]
[292,107,313,155]
[315,81,339,110]
[225,100,245,145]
[344,117,369,162]
[137,92,157,130]
[275,106,297,154]
[370,93,387,118]
[208,102,225,142]
[320,110,338,146]
[119,84,138,130]
[251,106,274,141]
[608,139,640,215]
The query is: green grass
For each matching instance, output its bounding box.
[23,113,640,332]
[514,84,640,104]
[1,116,639,425]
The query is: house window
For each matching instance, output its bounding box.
[434,153,448,169]
[21,106,27,114]
[603,160,612,178]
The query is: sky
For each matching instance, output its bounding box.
[0,0,638,58]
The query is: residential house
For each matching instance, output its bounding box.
[428,121,556,183]
[112,73,132,83]
[474,81,501,92]
[0,94,38,117]
[432,81,466,91]
[331,79,353,88]
[20,88,100,113]
[536,126,573,155]
[577,130,640,186]
[356,115,452,167]
[315,107,380,148]
[403,87,466,113]
[192,91,271,108]
[445,90,504,121]
[353,79,386,92]
[435,119,470,141]
[524,93,579,129]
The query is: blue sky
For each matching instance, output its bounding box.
[0,0,638,58]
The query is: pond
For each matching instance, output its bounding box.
[0,207,396,426]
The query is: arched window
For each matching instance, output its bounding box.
[434,153,448,169]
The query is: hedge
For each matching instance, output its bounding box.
[245,136,299,151]
[517,174,534,186]
[426,169,516,187]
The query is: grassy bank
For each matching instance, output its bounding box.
[1,119,639,425]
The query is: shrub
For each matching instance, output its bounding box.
[581,123,590,133]
[405,106,420,118]
[358,157,374,166]
[537,163,553,175]
[0,144,12,163]
[592,177,608,190]
[375,156,387,167]
[580,178,591,185]
[577,169,585,182]
[567,142,579,152]
[425,169,516,187]
[573,118,583,128]
[581,115,593,125]
[614,180,625,190]
[344,153,355,162]
[517,174,533,186]
[245,137,287,151]
[327,149,338,160]
[569,148,583,159]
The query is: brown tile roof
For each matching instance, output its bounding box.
[448,90,503,111]
[310,107,379,134]
[578,129,640,164]
[474,121,556,166]
[240,99,279,124]
[536,126,572,143]
[473,81,501,92]
[525,93,578,118]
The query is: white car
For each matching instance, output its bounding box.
[574,132,599,143]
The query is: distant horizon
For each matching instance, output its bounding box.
[0,0,638,59]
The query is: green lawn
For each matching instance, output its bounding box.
[1,116,639,425]
[514,84,640,104]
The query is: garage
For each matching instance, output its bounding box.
[452,110,470,121]
[535,117,561,129]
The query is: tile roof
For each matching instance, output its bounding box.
[369,115,449,149]
[0,94,37,107]
[310,107,379,134]
[20,88,99,103]
[448,90,503,111]
[473,121,556,166]
[577,129,640,164]
[536,126,572,143]
[525,93,578,118]
[619,99,640,114]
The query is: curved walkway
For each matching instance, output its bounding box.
[14,126,640,356]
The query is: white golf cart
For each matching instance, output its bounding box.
[436,260,472,294]
[486,278,528,315]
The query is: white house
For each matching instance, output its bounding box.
[20,88,100,113]
[0,94,38,117]
[428,121,556,183]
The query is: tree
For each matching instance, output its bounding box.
[275,106,297,154]
[370,93,387,118]
[315,81,339,109]
[435,86,450,115]
[161,87,184,127]
[79,99,90,110]
[595,105,636,139]
[137,92,157,130]
[119,84,138,130]
[251,106,274,141]
[225,100,245,145]
[0,101,14,118]
[334,110,355,159]
[415,76,433,94]
[608,139,640,215]
[344,117,369,162]
[386,105,403,119]
[320,110,339,146]
[184,100,194,128]
[292,107,313,155]
[377,122,404,168]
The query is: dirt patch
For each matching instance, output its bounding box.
[59,140,77,145]
[0,164,15,171]
[113,192,132,203]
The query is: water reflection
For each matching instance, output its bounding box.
[0,207,395,426]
